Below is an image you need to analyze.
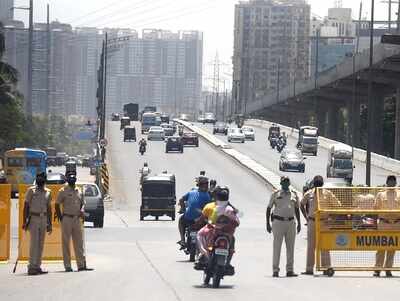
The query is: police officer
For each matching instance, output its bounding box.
[266,176,301,277]
[374,175,400,277]
[56,173,93,272]
[22,172,52,275]
[300,175,339,276]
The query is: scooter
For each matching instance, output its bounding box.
[201,234,234,288]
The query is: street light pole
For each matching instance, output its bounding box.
[366,0,375,186]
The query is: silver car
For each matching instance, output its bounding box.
[148,126,165,140]
[81,183,104,228]
[241,126,255,141]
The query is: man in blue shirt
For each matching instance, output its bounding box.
[178,176,211,247]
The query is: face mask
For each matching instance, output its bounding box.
[67,178,76,186]
[281,182,290,191]
[216,200,228,207]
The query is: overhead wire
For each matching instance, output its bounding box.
[6,0,215,56]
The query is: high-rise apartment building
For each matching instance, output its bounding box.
[106,29,203,117]
[0,0,14,22]
[3,23,203,119]
[233,0,310,113]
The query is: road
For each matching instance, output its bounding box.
[195,122,397,190]
[1,121,400,301]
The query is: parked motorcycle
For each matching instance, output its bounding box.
[202,234,234,288]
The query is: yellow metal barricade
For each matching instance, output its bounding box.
[315,187,400,275]
[0,184,11,262]
[18,184,76,261]
[101,163,109,194]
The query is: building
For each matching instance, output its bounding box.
[0,0,14,23]
[105,29,203,117]
[4,23,203,119]
[310,7,355,77]
[233,0,310,114]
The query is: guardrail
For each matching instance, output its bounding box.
[245,119,400,175]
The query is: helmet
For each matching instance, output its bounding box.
[197,176,209,186]
[216,186,229,201]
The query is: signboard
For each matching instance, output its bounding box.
[319,231,400,251]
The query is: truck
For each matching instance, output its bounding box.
[297,126,319,156]
[45,147,57,166]
[123,103,139,121]
[326,143,354,179]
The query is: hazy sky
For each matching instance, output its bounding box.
[13,0,394,87]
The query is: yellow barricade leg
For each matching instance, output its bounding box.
[0,184,11,262]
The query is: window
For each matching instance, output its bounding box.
[84,184,99,197]
[143,183,174,197]
[7,157,23,167]
[27,158,42,167]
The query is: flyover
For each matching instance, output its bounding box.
[245,42,400,156]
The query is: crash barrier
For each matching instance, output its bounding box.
[0,185,11,262]
[101,163,109,194]
[246,119,400,174]
[315,187,400,274]
[18,184,76,261]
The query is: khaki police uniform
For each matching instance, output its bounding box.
[268,189,299,273]
[25,186,51,272]
[56,185,85,269]
[301,188,340,272]
[374,189,400,269]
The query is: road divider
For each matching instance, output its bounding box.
[246,119,400,175]
[175,119,297,193]
[101,163,110,195]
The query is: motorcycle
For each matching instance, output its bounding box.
[270,137,278,149]
[276,139,285,153]
[202,234,234,288]
[184,225,198,262]
[139,144,146,155]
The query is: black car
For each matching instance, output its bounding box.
[182,132,199,147]
[140,173,176,221]
[166,136,184,153]
[213,122,228,135]
[123,126,136,142]
[279,150,306,173]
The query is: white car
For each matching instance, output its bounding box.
[241,126,255,141]
[148,126,165,140]
[227,128,245,143]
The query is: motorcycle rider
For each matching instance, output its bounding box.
[177,176,211,248]
[139,162,151,184]
[139,137,147,152]
[209,179,217,199]
[196,187,239,271]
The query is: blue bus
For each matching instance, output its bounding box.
[4,148,47,197]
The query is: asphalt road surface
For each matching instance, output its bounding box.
[1,121,399,301]
[196,122,398,190]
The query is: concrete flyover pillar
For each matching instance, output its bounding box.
[395,89,400,160]
[327,105,339,141]
[371,89,385,154]
[316,103,327,137]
